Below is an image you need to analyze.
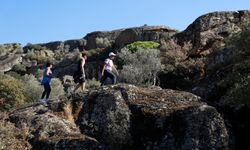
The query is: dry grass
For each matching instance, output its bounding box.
[73,104,83,121]
[63,102,75,124]
[0,112,31,149]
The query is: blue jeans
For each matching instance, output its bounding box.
[41,83,51,99]
[101,70,117,86]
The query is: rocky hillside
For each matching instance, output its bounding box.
[1,10,250,149]
[4,84,228,150]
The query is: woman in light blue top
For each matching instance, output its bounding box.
[40,62,53,104]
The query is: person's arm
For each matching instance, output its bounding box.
[101,64,106,76]
[112,65,119,75]
[46,68,52,78]
[80,59,85,74]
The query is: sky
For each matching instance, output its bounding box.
[0,0,250,46]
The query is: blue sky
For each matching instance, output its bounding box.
[0,0,250,46]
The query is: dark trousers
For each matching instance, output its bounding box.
[101,70,117,86]
[41,83,51,99]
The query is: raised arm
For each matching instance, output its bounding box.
[46,68,52,77]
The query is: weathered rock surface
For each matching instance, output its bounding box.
[0,43,23,72]
[115,26,177,48]
[1,10,250,150]
[73,84,229,149]
[0,124,31,150]
[176,10,250,57]
[9,101,101,150]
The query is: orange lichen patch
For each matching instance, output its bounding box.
[72,104,82,121]
[63,103,75,124]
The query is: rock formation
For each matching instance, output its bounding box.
[1,10,250,150]
[73,84,229,149]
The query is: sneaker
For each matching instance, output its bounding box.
[40,99,48,106]
[45,99,51,104]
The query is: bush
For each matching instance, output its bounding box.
[50,78,65,99]
[86,78,100,89]
[22,74,43,103]
[125,41,160,53]
[6,71,23,80]
[118,48,162,86]
[0,74,26,110]
[226,22,250,63]
[11,64,27,74]
[25,43,45,51]
[221,75,250,106]
[96,37,112,48]
[160,39,191,66]
[0,113,31,149]
[25,49,52,64]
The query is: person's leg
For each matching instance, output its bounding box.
[81,82,86,91]
[100,70,108,86]
[41,85,46,99]
[45,84,51,100]
[74,83,81,92]
[106,70,117,84]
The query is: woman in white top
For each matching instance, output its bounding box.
[100,52,119,86]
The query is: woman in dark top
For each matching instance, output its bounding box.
[40,62,53,105]
[74,52,87,92]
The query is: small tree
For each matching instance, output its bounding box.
[95,37,111,48]
[118,48,162,86]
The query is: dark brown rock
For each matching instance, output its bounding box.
[9,102,101,150]
[74,84,229,149]
[115,26,177,48]
[176,10,250,57]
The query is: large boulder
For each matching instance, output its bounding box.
[9,101,101,150]
[0,54,22,72]
[73,84,229,149]
[191,59,250,150]
[0,43,23,72]
[176,10,250,57]
[115,26,177,48]
[158,10,250,90]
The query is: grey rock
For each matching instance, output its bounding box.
[74,84,229,149]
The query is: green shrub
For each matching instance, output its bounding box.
[221,75,250,106]
[226,22,250,63]
[11,64,27,74]
[86,78,100,89]
[25,44,45,51]
[125,41,160,53]
[50,78,65,99]
[6,71,23,80]
[96,37,112,48]
[22,74,43,103]
[118,48,162,86]
[0,74,26,110]
[25,49,51,64]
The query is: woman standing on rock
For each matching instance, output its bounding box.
[100,52,119,86]
[73,52,87,92]
[40,62,53,105]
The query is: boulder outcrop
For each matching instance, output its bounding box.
[73,84,229,149]
[176,10,250,57]
[9,101,101,150]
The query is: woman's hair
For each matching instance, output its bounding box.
[82,52,87,57]
[46,62,53,67]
